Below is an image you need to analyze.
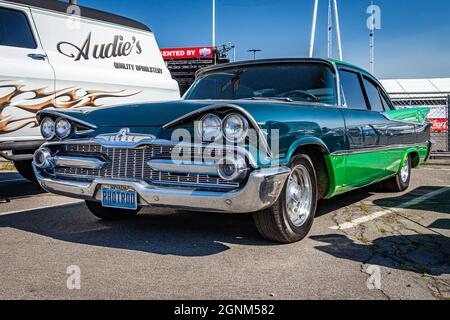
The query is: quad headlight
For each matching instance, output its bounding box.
[55,118,72,139]
[198,113,250,143]
[223,113,249,142]
[198,113,222,142]
[40,117,72,140]
[40,117,55,140]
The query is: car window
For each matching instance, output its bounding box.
[0,7,37,49]
[363,77,384,112]
[184,63,337,105]
[380,90,394,110]
[339,70,367,110]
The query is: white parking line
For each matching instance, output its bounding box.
[0,201,84,217]
[330,186,450,231]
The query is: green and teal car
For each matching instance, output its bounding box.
[33,58,432,243]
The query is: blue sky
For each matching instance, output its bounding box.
[78,0,450,79]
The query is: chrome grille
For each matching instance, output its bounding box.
[53,143,239,189]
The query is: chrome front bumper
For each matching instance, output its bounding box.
[33,165,291,213]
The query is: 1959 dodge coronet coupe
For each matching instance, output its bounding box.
[33,58,432,243]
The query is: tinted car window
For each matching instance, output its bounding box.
[185,63,337,105]
[0,7,37,49]
[363,77,384,112]
[339,70,367,110]
[380,90,394,110]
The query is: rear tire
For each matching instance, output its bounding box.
[85,201,141,221]
[14,160,37,182]
[253,154,318,244]
[381,155,411,192]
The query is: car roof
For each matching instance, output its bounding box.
[6,0,151,32]
[329,59,373,75]
[196,58,337,77]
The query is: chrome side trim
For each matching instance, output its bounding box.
[37,110,97,130]
[34,165,291,213]
[147,159,219,176]
[162,104,272,159]
[331,143,430,156]
[53,156,107,170]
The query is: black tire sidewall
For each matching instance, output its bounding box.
[279,154,318,241]
[14,160,37,182]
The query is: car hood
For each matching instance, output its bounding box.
[44,99,325,128]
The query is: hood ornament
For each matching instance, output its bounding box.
[97,128,156,143]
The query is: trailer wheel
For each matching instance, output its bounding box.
[14,160,37,182]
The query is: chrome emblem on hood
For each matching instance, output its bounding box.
[97,128,156,143]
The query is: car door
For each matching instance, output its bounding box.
[338,68,390,187]
[378,86,417,175]
[0,3,55,142]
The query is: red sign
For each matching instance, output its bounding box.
[161,47,215,60]
[429,118,448,132]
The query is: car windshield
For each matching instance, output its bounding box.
[184,63,337,105]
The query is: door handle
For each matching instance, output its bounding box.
[28,53,47,61]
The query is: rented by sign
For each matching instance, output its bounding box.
[160,46,215,60]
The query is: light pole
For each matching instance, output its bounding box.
[248,49,262,60]
[333,0,343,60]
[212,0,216,48]
[309,0,319,57]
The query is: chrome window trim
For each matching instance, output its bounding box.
[330,60,344,108]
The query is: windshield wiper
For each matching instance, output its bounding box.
[240,97,293,102]
[221,69,245,93]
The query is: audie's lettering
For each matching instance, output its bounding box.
[57,33,142,61]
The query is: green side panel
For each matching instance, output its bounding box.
[324,145,431,199]
[345,150,390,188]
[385,108,430,123]
[324,154,345,198]
[417,145,430,163]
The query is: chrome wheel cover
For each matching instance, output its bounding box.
[400,159,409,183]
[285,164,313,227]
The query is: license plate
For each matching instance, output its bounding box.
[101,185,137,210]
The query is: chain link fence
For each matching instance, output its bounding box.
[390,93,449,153]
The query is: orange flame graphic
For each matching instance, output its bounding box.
[0,81,141,134]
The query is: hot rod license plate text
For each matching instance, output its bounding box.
[101,185,138,210]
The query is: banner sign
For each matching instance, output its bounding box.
[161,47,215,60]
[429,118,448,132]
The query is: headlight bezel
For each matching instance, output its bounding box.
[197,113,223,142]
[222,113,249,143]
[55,117,73,140]
[40,117,56,140]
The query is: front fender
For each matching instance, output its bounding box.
[282,137,330,165]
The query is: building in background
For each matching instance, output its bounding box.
[161,46,230,95]
[381,78,450,153]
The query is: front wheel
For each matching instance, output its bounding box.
[253,154,318,243]
[381,155,411,192]
[85,201,141,221]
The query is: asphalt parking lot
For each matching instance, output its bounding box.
[0,165,449,300]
